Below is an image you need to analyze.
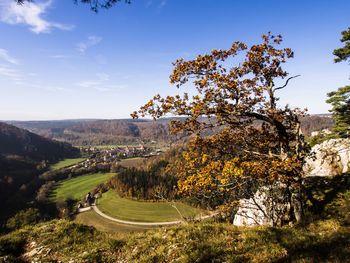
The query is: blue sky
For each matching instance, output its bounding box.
[0,0,349,120]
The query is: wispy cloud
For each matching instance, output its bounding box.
[146,0,167,9]
[158,0,167,9]
[0,48,19,65]
[76,73,125,92]
[76,36,102,54]
[96,72,109,81]
[0,0,74,34]
[50,54,69,59]
[0,64,21,81]
[76,80,101,88]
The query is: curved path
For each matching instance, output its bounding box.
[91,205,216,227]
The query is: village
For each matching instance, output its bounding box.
[78,144,164,169]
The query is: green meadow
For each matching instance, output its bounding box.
[50,173,115,202]
[97,190,205,222]
[50,158,86,171]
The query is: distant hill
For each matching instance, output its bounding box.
[8,119,171,146]
[7,114,333,146]
[300,114,334,136]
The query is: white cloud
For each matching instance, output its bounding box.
[50,54,70,59]
[0,48,19,64]
[0,0,74,34]
[75,73,123,92]
[96,72,109,81]
[146,0,167,9]
[0,65,21,81]
[76,80,101,88]
[76,36,102,54]
[158,0,167,9]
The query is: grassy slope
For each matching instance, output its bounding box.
[98,190,205,222]
[49,173,114,202]
[2,219,350,262]
[50,158,85,170]
[75,210,155,235]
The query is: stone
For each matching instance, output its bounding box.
[233,185,293,226]
[304,138,350,177]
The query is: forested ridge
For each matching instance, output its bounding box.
[8,115,332,146]
[0,122,79,225]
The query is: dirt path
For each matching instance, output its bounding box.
[92,205,183,226]
[91,205,216,227]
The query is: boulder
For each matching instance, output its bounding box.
[233,185,301,227]
[233,189,269,226]
[233,139,350,226]
[304,138,350,177]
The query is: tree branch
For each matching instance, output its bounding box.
[273,75,300,92]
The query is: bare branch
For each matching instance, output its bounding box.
[273,75,301,92]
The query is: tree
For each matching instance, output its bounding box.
[15,0,130,12]
[333,27,350,63]
[326,86,350,137]
[132,33,308,226]
[327,27,350,138]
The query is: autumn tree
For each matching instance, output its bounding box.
[132,33,308,226]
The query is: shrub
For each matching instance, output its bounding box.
[325,190,350,225]
[5,208,41,231]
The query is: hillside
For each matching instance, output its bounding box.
[2,174,349,262]
[1,217,349,262]
[9,119,170,146]
[0,122,79,224]
[8,115,333,146]
[0,122,79,162]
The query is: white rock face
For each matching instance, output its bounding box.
[233,186,298,227]
[233,139,350,226]
[233,189,268,226]
[304,138,350,177]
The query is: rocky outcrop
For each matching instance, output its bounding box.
[233,185,302,227]
[304,138,350,177]
[234,138,350,226]
[233,189,269,226]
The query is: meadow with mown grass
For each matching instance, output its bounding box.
[97,190,205,222]
[50,158,86,171]
[49,173,114,202]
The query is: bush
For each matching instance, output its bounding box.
[6,208,41,231]
[325,190,350,225]
[0,233,26,257]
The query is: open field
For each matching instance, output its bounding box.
[75,210,155,235]
[117,157,146,168]
[49,173,115,202]
[50,158,85,170]
[97,190,206,222]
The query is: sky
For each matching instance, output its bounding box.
[0,0,349,120]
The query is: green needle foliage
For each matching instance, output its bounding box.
[327,86,350,138]
[333,27,350,63]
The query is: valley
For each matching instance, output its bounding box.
[1,1,349,261]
